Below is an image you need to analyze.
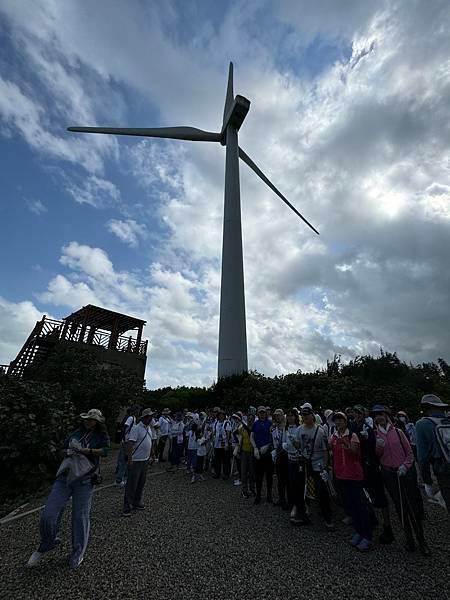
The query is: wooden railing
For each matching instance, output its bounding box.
[37,318,147,356]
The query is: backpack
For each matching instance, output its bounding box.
[425,417,450,464]
[120,416,135,442]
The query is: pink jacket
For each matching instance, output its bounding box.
[375,424,414,470]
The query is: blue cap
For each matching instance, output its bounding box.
[372,404,389,414]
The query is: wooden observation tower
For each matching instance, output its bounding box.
[3,304,148,380]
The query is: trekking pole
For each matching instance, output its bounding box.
[397,471,405,530]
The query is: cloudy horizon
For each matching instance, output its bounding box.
[1,0,449,388]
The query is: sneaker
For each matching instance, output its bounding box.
[27,550,44,568]
[290,507,298,520]
[134,505,145,510]
[241,490,249,499]
[199,475,205,481]
[350,533,363,547]
[122,510,132,517]
[233,479,241,486]
[342,516,353,526]
[69,556,84,570]
[325,521,335,532]
[356,538,371,552]
[191,475,197,484]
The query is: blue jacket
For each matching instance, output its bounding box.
[415,413,448,483]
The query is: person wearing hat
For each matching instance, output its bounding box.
[212,409,232,479]
[28,409,110,569]
[238,412,256,498]
[416,394,450,512]
[298,406,334,530]
[123,408,154,516]
[157,408,172,462]
[330,411,373,552]
[373,405,430,555]
[350,405,394,545]
[251,406,274,505]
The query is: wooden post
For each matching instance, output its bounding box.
[135,324,143,353]
[108,316,119,350]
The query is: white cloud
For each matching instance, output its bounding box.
[0,77,112,174]
[107,219,147,247]
[0,297,46,365]
[2,0,450,386]
[65,175,121,208]
[26,198,47,215]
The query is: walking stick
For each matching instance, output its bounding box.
[397,471,405,529]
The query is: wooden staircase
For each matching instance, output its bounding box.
[7,316,60,378]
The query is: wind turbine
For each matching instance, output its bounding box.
[68,63,319,379]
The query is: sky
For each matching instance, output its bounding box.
[0,0,449,388]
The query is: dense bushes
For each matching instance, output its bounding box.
[29,347,147,434]
[2,348,449,513]
[0,377,75,511]
[1,348,147,513]
[147,351,450,419]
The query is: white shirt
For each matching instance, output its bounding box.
[123,416,136,442]
[128,422,152,461]
[214,420,231,449]
[187,430,198,450]
[150,418,158,441]
[158,416,170,436]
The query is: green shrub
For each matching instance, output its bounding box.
[0,377,75,512]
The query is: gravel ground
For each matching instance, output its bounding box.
[1,450,449,600]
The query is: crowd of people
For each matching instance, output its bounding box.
[27,394,449,569]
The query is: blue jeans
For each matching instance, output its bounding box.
[39,477,93,566]
[187,449,197,470]
[115,445,128,483]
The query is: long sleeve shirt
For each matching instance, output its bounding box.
[375,424,414,470]
[416,413,449,482]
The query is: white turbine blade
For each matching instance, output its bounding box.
[239,147,320,235]
[222,62,234,128]
[67,126,221,142]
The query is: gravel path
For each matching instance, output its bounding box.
[1,451,449,600]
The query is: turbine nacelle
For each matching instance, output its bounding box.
[220,95,250,143]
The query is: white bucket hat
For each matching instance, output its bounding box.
[80,409,105,423]
[141,408,154,418]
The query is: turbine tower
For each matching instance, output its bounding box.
[68,63,319,379]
